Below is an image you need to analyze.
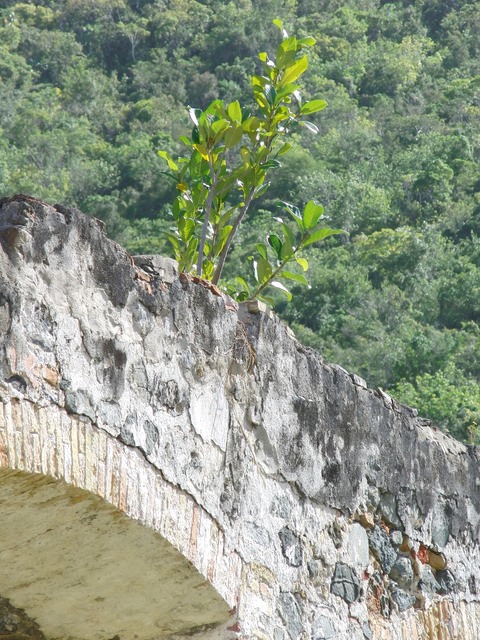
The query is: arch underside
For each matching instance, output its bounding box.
[0,469,231,640]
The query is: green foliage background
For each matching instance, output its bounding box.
[1,0,480,441]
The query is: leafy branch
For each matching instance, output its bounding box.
[158,19,344,302]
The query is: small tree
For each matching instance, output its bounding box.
[159,20,344,303]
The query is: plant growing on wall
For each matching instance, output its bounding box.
[159,19,344,303]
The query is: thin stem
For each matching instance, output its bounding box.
[196,155,221,276]
[211,189,255,285]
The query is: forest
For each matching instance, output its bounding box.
[1,0,479,442]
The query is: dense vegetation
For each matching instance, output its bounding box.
[1,0,479,442]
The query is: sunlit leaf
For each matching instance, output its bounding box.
[302,201,324,230]
[158,150,178,172]
[270,281,292,300]
[193,143,209,160]
[277,142,292,156]
[299,120,319,134]
[227,100,242,122]
[300,99,328,115]
[297,36,316,47]
[277,35,298,67]
[280,270,308,285]
[302,228,344,247]
[281,56,308,86]
[296,257,308,271]
[257,255,273,283]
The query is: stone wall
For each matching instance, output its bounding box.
[0,194,480,639]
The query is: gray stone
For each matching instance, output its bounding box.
[308,560,322,580]
[312,614,336,639]
[419,565,440,597]
[331,563,361,604]
[379,493,402,529]
[344,523,370,570]
[362,622,373,639]
[279,527,303,567]
[389,557,414,589]
[431,502,451,549]
[132,255,178,283]
[390,584,416,612]
[274,627,287,640]
[390,530,403,547]
[270,496,292,520]
[437,569,458,594]
[367,526,397,574]
[277,593,303,640]
[65,390,95,421]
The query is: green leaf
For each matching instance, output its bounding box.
[158,150,178,172]
[179,135,191,146]
[268,234,282,259]
[270,281,292,300]
[224,124,243,149]
[253,182,271,199]
[300,99,328,115]
[277,142,292,156]
[276,83,300,102]
[277,36,298,67]
[257,255,273,283]
[227,100,242,122]
[281,201,301,220]
[180,218,195,242]
[262,159,282,169]
[264,84,277,106]
[280,270,308,285]
[281,56,308,86]
[193,143,209,160]
[256,243,268,260]
[273,18,289,39]
[235,276,250,293]
[296,257,308,271]
[242,116,262,132]
[302,201,324,230]
[297,36,316,47]
[252,75,268,89]
[192,126,200,144]
[282,223,295,247]
[213,225,233,255]
[211,118,229,143]
[302,228,344,247]
[299,120,319,134]
[280,237,294,260]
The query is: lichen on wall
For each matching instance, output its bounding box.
[1,194,480,640]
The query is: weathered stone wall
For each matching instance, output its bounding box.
[1,195,480,639]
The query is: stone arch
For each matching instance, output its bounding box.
[0,398,241,639]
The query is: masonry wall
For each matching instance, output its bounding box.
[1,194,480,640]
